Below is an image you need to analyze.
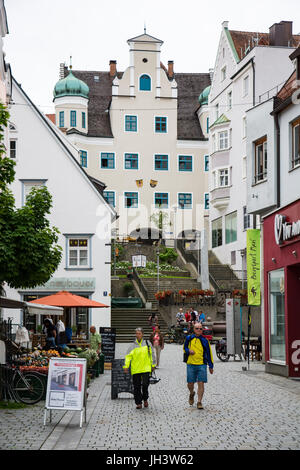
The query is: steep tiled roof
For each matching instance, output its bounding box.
[67,68,210,141]
[228,29,300,61]
[276,70,297,101]
[175,73,211,140]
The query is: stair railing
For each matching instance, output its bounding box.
[132,268,149,302]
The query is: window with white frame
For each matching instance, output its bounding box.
[243,206,251,230]
[254,136,267,183]
[10,140,17,159]
[215,104,219,120]
[67,237,91,269]
[22,180,45,205]
[292,117,300,169]
[243,76,249,97]
[218,130,229,150]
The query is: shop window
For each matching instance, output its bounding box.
[254,136,267,183]
[212,217,222,248]
[225,211,237,244]
[292,117,300,169]
[269,269,286,363]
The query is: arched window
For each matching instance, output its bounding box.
[139,74,151,91]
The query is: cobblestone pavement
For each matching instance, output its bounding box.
[0,343,300,450]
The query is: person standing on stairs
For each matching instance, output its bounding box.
[148,312,159,332]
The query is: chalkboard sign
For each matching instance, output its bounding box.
[100,327,116,362]
[111,359,134,400]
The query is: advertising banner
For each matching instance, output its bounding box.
[247,229,261,306]
[45,358,87,411]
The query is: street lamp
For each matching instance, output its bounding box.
[156,248,160,292]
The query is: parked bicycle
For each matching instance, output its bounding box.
[0,363,45,405]
[165,324,189,345]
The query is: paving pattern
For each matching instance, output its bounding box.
[0,343,300,450]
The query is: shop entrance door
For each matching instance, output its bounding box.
[287,264,300,378]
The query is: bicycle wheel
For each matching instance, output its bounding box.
[14,372,45,404]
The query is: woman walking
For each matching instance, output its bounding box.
[124,328,156,409]
[150,325,164,368]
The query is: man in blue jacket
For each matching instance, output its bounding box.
[184,322,214,410]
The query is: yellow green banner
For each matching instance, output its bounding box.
[247,229,261,306]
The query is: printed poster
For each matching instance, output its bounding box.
[247,229,261,306]
[45,358,87,411]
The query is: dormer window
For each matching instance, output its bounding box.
[139,74,151,91]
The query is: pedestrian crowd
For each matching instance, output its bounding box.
[123,307,214,411]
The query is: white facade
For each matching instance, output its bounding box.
[2,79,115,333]
[208,21,297,272]
[54,33,211,242]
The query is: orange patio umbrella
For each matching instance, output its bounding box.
[29,290,109,308]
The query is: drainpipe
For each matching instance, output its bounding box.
[274,112,281,208]
[251,59,256,107]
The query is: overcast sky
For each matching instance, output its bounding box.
[4,0,300,113]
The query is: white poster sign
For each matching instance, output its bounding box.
[45,358,87,411]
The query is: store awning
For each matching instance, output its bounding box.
[25,303,64,316]
[28,291,109,308]
[0,297,26,309]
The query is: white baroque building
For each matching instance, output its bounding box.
[51,32,211,242]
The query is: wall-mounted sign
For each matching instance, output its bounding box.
[29,277,96,292]
[247,229,261,306]
[274,214,300,246]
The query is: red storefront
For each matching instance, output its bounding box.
[264,198,300,378]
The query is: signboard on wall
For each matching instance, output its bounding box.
[132,255,147,268]
[247,229,261,306]
[45,358,87,411]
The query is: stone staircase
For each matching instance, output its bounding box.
[111,308,169,343]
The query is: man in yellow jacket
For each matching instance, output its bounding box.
[124,327,156,409]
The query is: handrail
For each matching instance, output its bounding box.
[176,239,220,290]
[132,268,149,302]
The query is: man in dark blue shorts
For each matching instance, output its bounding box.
[184,322,214,410]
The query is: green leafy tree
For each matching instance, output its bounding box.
[0,103,62,290]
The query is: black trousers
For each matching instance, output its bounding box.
[132,372,150,405]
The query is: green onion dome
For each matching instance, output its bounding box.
[198,85,211,106]
[53,70,89,100]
